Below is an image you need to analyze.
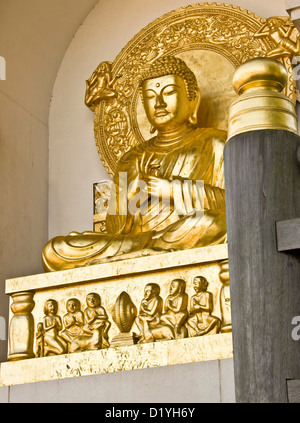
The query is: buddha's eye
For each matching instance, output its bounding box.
[144,90,156,99]
[163,85,179,96]
[164,89,176,96]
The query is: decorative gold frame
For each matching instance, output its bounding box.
[93,2,297,176]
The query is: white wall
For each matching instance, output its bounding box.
[0,0,103,402]
[0,0,100,345]
[5,359,235,403]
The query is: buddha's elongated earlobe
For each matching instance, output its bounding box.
[188,113,198,125]
[188,88,201,125]
[150,125,156,134]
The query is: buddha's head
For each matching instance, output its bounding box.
[140,56,201,135]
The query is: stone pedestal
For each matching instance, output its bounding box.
[0,245,232,387]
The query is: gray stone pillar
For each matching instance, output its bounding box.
[224,58,300,402]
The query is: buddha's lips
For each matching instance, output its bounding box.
[155,109,169,117]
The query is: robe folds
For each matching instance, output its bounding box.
[42,127,227,272]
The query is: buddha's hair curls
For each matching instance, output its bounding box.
[139,55,199,101]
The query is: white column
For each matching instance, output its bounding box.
[286,0,300,32]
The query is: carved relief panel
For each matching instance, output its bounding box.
[31,256,231,358]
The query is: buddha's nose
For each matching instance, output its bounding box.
[154,93,167,109]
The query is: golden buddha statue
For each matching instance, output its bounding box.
[42,56,227,272]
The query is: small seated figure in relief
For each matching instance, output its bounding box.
[60,298,85,348]
[255,17,300,60]
[187,276,221,337]
[85,61,121,111]
[160,279,188,339]
[135,283,174,343]
[43,299,68,356]
[35,322,45,357]
[69,293,111,352]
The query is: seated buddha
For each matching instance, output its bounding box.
[42,55,227,272]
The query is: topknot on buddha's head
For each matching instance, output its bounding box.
[140,55,199,101]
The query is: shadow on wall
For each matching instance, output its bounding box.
[0,342,6,363]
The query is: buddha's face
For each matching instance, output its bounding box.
[142,75,195,133]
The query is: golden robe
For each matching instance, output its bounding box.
[42,127,227,271]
